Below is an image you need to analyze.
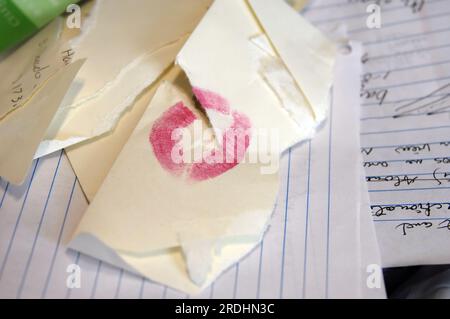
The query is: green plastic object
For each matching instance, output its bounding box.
[0,0,79,53]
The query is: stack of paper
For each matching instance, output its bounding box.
[303,0,450,268]
[0,0,387,298]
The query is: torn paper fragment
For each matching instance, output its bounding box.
[176,0,336,152]
[0,18,64,119]
[65,66,184,202]
[0,0,96,121]
[250,34,318,136]
[36,36,187,158]
[286,0,309,11]
[70,231,261,295]
[70,80,280,292]
[248,0,336,123]
[0,60,84,185]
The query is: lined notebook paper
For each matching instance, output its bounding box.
[304,0,450,266]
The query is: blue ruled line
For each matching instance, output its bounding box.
[162,285,168,299]
[369,186,450,193]
[256,242,264,299]
[138,278,146,299]
[365,74,450,91]
[371,201,450,207]
[361,109,450,121]
[114,269,124,299]
[362,92,450,107]
[367,59,450,76]
[362,140,448,150]
[66,252,81,299]
[364,25,450,46]
[233,264,239,299]
[89,260,102,299]
[309,0,446,20]
[364,156,447,164]
[302,141,312,298]
[0,182,9,210]
[307,0,353,11]
[17,151,63,298]
[209,283,214,299]
[279,149,292,299]
[349,11,450,34]
[325,91,334,299]
[374,217,450,222]
[0,159,39,281]
[41,177,77,299]
[366,170,450,179]
[361,125,450,136]
[312,3,407,24]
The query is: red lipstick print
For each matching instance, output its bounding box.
[149,88,251,181]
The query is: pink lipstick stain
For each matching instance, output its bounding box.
[149,88,251,181]
[149,102,197,176]
[192,87,230,115]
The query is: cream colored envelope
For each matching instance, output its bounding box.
[0,60,84,184]
[70,79,281,294]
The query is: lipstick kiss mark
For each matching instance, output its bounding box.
[149,88,251,181]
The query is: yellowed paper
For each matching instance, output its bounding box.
[0,18,65,119]
[0,60,84,185]
[65,67,182,202]
[0,1,96,120]
[70,80,280,293]
[286,0,309,11]
[248,0,336,122]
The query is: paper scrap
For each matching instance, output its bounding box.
[0,60,84,185]
[65,66,183,202]
[0,18,65,119]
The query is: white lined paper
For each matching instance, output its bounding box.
[304,0,450,267]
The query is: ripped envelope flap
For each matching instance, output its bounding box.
[70,79,281,293]
[176,0,336,152]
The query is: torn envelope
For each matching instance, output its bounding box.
[69,0,337,294]
[176,0,336,152]
[70,79,281,294]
